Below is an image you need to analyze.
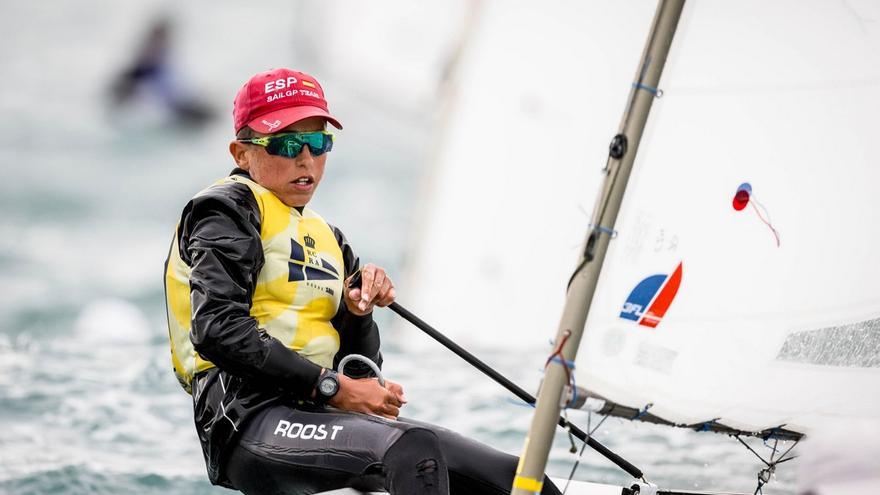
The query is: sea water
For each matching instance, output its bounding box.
[0,1,795,494]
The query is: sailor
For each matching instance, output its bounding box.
[164,67,561,494]
[109,16,213,128]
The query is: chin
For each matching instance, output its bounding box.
[283,195,311,208]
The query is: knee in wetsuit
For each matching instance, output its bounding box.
[382,427,449,495]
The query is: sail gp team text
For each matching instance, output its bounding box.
[267,89,320,103]
[274,420,344,441]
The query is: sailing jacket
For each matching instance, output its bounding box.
[164,169,382,486]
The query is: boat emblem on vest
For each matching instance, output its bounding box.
[289,238,340,286]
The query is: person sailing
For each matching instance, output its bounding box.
[109,16,213,128]
[164,67,561,494]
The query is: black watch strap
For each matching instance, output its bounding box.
[315,368,340,404]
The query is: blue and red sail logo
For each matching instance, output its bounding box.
[619,262,683,328]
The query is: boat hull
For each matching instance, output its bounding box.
[313,478,750,495]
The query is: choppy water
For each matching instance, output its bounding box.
[0,1,796,494]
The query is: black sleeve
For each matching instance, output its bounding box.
[180,181,322,398]
[330,225,383,378]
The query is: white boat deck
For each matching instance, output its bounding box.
[317,478,625,494]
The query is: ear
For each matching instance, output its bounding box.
[229,140,251,171]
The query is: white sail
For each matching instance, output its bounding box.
[577,0,880,436]
[407,0,879,433]
[403,1,657,350]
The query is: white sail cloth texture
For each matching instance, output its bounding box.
[577,0,880,436]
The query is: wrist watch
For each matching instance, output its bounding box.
[316,369,340,403]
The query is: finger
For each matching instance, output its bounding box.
[389,385,404,405]
[388,394,403,408]
[385,380,404,397]
[383,402,400,419]
[376,287,396,308]
[358,298,378,314]
[371,271,386,301]
[391,391,406,405]
[348,288,361,302]
[374,275,390,298]
[360,265,376,309]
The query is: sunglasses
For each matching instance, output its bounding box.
[238,131,334,158]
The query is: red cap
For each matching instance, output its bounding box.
[233,68,342,134]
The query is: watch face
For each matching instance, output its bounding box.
[319,376,338,396]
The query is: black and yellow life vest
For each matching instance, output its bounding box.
[165,175,345,393]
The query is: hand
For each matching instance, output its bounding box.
[344,263,396,316]
[329,375,406,419]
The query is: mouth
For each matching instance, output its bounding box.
[291,176,315,191]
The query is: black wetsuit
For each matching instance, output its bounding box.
[170,169,560,494]
[223,405,560,494]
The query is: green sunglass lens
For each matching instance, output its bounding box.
[300,133,333,156]
[264,137,302,157]
[263,133,333,158]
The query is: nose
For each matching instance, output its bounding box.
[294,144,315,166]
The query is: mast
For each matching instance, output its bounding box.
[512,1,686,493]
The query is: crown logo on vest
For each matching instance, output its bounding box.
[304,234,316,249]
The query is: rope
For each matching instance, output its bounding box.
[562,423,590,495]
[749,198,781,247]
[561,409,613,493]
[589,413,610,436]
[548,356,577,370]
[544,330,584,411]
[567,224,618,290]
[544,330,573,384]
[564,410,578,453]
[734,433,800,494]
